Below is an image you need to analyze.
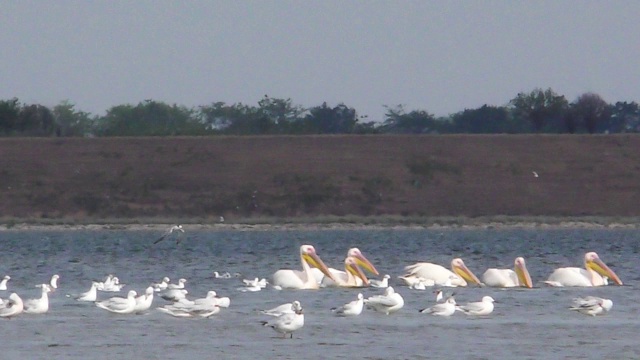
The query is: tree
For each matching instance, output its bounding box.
[381,105,438,134]
[509,88,568,132]
[450,105,514,133]
[573,93,609,134]
[257,95,306,134]
[304,102,358,134]
[53,100,95,136]
[17,104,56,136]
[0,98,21,135]
[608,101,640,133]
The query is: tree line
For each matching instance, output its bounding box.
[1,89,639,137]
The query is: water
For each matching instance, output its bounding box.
[1,227,639,359]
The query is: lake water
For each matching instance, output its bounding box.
[1,227,639,359]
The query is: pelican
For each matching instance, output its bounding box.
[419,296,456,316]
[261,301,304,338]
[321,257,370,288]
[570,296,613,316]
[370,274,391,288]
[0,275,10,290]
[272,245,336,289]
[0,293,23,318]
[95,290,138,314]
[23,285,52,314]
[331,293,364,317]
[133,286,154,313]
[153,224,185,244]
[456,296,495,316]
[314,248,379,285]
[482,257,533,288]
[401,258,482,287]
[364,286,404,315]
[67,282,99,302]
[544,252,622,287]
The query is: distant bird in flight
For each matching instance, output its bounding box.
[153,225,185,244]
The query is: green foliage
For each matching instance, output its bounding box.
[382,105,439,134]
[572,93,610,134]
[450,105,518,134]
[509,88,569,132]
[0,98,21,135]
[53,100,95,137]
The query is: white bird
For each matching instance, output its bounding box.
[316,248,379,287]
[214,271,232,279]
[95,290,138,314]
[419,296,457,316]
[49,274,60,291]
[272,245,336,290]
[0,275,11,290]
[261,302,295,317]
[243,277,268,288]
[97,274,126,292]
[67,282,99,302]
[532,171,539,178]
[0,293,24,318]
[332,293,364,317]
[544,252,622,287]
[133,286,154,313]
[157,302,220,318]
[261,301,304,338]
[483,257,533,288]
[370,274,391,288]
[153,277,171,292]
[320,256,370,288]
[161,289,188,302]
[364,286,404,315]
[570,296,613,316]
[175,290,230,309]
[167,278,187,289]
[153,225,185,244]
[23,285,52,314]
[456,296,495,316]
[434,289,444,302]
[401,258,482,287]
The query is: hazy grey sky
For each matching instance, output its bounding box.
[2,1,639,121]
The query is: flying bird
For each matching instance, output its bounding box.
[153,225,185,244]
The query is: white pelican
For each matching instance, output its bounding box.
[67,282,99,302]
[95,290,138,314]
[153,277,171,292]
[0,275,10,290]
[321,257,370,288]
[153,224,185,244]
[364,286,404,315]
[0,293,23,318]
[133,286,154,313]
[272,245,336,289]
[24,285,52,314]
[482,257,533,288]
[456,296,495,316]
[401,258,482,287]
[370,274,391,288]
[570,296,612,316]
[314,247,379,285]
[331,293,364,317]
[419,296,456,316]
[167,278,187,289]
[544,252,623,287]
[261,301,304,338]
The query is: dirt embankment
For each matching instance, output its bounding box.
[1,135,639,224]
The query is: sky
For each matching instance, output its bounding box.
[2,1,639,121]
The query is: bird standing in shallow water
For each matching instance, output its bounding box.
[261,301,304,338]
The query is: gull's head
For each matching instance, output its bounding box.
[145,286,154,295]
[357,293,364,300]
[127,290,137,298]
[482,296,495,303]
[206,291,217,298]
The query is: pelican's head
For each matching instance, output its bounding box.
[451,258,482,285]
[300,245,336,282]
[345,256,369,286]
[584,252,622,285]
[347,248,380,276]
[514,257,533,288]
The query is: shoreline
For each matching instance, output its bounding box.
[2,216,639,231]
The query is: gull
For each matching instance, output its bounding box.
[364,286,404,315]
[237,284,262,292]
[66,282,99,302]
[456,296,495,316]
[167,278,187,289]
[570,296,613,316]
[532,171,539,178]
[0,275,11,290]
[157,302,220,318]
[174,290,230,308]
[160,289,188,302]
[95,290,138,314]
[96,274,125,292]
[133,286,155,313]
[434,289,443,302]
[153,225,185,244]
[0,293,24,318]
[419,296,457,316]
[261,301,304,338]
[331,293,364,317]
[214,272,232,279]
[49,274,60,291]
[153,277,171,292]
[242,278,268,288]
[24,285,52,314]
[370,275,391,288]
[261,302,295,317]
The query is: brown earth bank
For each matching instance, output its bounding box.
[1,135,640,227]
